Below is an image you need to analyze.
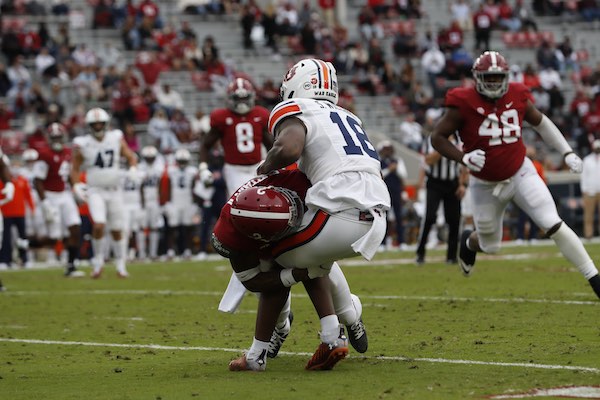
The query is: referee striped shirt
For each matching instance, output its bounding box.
[422,136,460,181]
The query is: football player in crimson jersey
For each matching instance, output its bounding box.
[198,77,273,197]
[432,51,600,299]
[213,169,368,372]
[33,123,84,277]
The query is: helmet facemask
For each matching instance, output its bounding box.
[474,71,509,99]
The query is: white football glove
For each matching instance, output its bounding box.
[42,198,59,223]
[1,181,15,203]
[462,149,486,172]
[73,182,88,202]
[198,162,214,185]
[307,264,332,279]
[564,152,583,173]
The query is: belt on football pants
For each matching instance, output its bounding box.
[333,208,374,222]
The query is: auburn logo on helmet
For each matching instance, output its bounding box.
[284,66,298,82]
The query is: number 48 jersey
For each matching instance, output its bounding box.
[73,130,123,188]
[445,82,532,182]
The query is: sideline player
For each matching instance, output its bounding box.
[431,51,600,299]
[138,146,164,260]
[70,108,138,278]
[0,149,15,291]
[33,123,85,277]
[229,58,390,371]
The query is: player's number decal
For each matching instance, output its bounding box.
[478,109,521,146]
[330,112,379,160]
[94,149,114,168]
[235,122,255,154]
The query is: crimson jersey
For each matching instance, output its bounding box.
[212,169,311,256]
[446,82,533,182]
[34,146,72,192]
[210,106,270,165]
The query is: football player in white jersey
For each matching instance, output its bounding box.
[20,149,47,265]
[138,146,165,260]
[0,149,15,290]
[229,59,391,371]
[70,107,138,278]
[162,148,198,259]
[120,156,145,261]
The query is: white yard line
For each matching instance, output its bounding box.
[0,338,598,374]
[4,290,598,306]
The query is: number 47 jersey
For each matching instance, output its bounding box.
[73,130,123,188]
[268,98,389,213]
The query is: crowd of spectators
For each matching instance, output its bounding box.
[0,0,599,168]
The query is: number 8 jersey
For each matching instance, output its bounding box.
[269,98,389,212]
[73,129,123,188]
[445,82,532,182]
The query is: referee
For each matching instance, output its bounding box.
[415,134,467,265]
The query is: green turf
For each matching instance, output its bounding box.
[1,243,599,399]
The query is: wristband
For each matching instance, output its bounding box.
[279,269,297,287]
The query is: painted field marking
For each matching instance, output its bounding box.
[4,290,599,306]
[0,338,598,374]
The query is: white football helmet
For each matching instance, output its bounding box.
[85,107,111,139]
[280,58,338,105]
[141,145,158,162]
[174,148,191,167]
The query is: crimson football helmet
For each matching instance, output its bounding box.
[472,51,510,99]
[47,122,68,152]
[226,78,256,115]
[230,185,304,242]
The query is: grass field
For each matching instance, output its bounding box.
[1,242,600,400]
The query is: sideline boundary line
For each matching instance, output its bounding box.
[1,338,598,373]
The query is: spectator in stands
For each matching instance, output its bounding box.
[0,101,15,131]
[358,5,384,41]
[148,108,180,153]
[52,1,70,16]
[276,1,300,36]
[555,36,579,77]
[27,83,49,115]
[156,84,184,116]
[536,40,558,70]
[98,41,124,70]
[18,27,42,58]
[190,108,210,139]
[0,63,11,97]
[483,0,500,22]
[448,46,474,79]
[261,4,280,55]
[509,64,524,83]
[547,85,565,118]
[396,112,423,152]
[6,81,31,116]
[581,139,600,239]
[34,47,56,79]
[450,0,473,31]
[122,15,142,50]
[570,89,593,129]
[123,122,141,153]
[135,51,168,87]
[392,25,418,58]
[421,44,445,98]
[72,44,97,68]
[580,0,600,22]
[1,26,21,64]
[201,36,220,66]
[381,62,401,94]
[257,78,280,108]
[514,0,538,31]
[539,64,562,91]
[170,109,193,144]
[7,56,32,88]
[472,2,493,51]
[523,63,541,88]
[497,0,522,31]
[241,3,258,52]
[139,0,163,29]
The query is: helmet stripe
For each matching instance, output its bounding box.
[490,51,497,68]
[318,60,329,89]
[310,59,322,89]
[231,208,291,220]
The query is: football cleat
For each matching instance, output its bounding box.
[458,230,477,276]
[91,269,103,279]
[229,350,267,372]
[117,271,129,279]
[305,329,349,371]
[65,267,85,278]
[589,274,600,300]
[267,311,293,358]
[346,318,368,353]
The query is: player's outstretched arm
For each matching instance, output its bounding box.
[257,117,306,174]
[525,100,582,173]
